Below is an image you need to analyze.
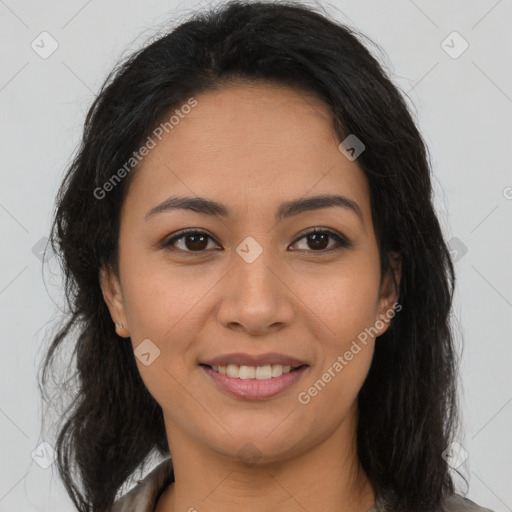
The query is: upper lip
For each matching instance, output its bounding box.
[201,352,308,368]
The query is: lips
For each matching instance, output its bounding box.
[201,352,307,368]
[201,364,309,400]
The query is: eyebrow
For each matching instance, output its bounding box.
[145,194,363,224]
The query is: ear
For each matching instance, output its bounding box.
[375,252,402,337]
[99,265,130,338]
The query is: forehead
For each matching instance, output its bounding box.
[122,81,371,227]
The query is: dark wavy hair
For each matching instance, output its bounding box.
[39,1,464,511]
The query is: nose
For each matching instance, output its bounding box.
[216,247,295,336]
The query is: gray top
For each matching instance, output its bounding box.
[109,457,495,512]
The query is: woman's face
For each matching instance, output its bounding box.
[101,81,400,465]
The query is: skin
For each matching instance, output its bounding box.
[100,81,401,512]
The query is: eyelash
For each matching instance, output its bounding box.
[162,227,353,255]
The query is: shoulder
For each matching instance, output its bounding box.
[108,458,174,512]
[372,492,495,512]
[108,468,494,512]
[443,493,495,512]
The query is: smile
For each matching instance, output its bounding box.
[207,363,304,379]
[200,363,309,400]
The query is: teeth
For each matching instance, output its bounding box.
[255,365,272,380]
[210,364,294,379]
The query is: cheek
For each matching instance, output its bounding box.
[302,348,374,424]
[119,248,209,338]
[294,261,381,342]
[119,264,199,407]
[296,269,378,414]
[119,258,218,400]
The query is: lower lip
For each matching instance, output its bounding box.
[201,365,309,400]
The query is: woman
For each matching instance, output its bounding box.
[39,1,495,511]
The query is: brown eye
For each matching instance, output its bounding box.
[163,227,352,255]
[182,233,209,251]
[164,230,219,253]
[290,228,352,252]
[305,232,329,250]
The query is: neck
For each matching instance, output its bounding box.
[156,404,376,512]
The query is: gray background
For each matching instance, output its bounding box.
[0,0,511,510]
